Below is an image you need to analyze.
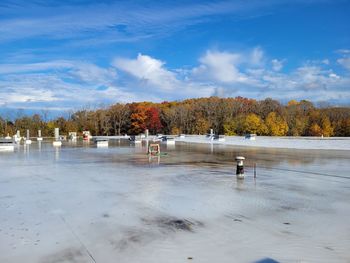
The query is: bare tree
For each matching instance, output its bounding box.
[109,103,130,135]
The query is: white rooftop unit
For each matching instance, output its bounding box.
[245,134,256,140]
[161,136,175,145]
[94,138,109,147]
[0,139,15,152]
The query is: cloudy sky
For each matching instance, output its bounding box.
[0,0,349,114]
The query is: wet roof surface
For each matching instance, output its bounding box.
[0,140,349,263]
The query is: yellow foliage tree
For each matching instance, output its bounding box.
[242,113,267,135]
[309,122,323,136]
[223,121,236,135]
[265,112,289,136]
[223,115,245,135]
[287,100,299,106]
[290,116,308,136]
[193,118,210,134]
[170,126,181,135]
[321,117,334,137]
[46,121,56,136]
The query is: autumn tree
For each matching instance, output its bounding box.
[321,117,333,137]
[175,104,194,134]
[1,96,349,138]
[0,117,14,136]
[256,98,282,119]
[308,123,323,136]
[287,100,299,106]
[129,105,148,135]
[242,113,267,135]
[109,103,130,135]
[193,117,210,134]
[146,107,162,134]
[265,112,289,136]
[160,103,178,134]
[223,119,237,135]
[288,117,309,136]
[0,117,5,136]
[299,100,314,114]
[335,119,350,136]
[223,115,245,135]
[71,110,95,133]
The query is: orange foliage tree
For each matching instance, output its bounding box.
[129,104,148,135]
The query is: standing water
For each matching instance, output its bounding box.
[0,140,349,263]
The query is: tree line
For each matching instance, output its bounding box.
[1,97,349,137]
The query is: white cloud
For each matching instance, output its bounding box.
[0,74,62,107]
[294,66,325,90]
[261,65,350,104]
[192,50,246,83]
[1,48,350,110]
[0,62,132,110]
[113,53,218,98]
[0,72,151,110]
[0,1,310,43]
[262,65,345,93]
[329,73,340,79]
[4,89,56,104]
[250,47,264,66]
[293,66,340,92]
[336,49,350,54]
[69,63,117,84]
[189,49,350,103]
[113,53,179,90]
[322,59,330,65]
[271,59,284,71]
[192,48,274,84]
[0,61,73,74]
[148,48,350,104]
[337,56,350,71]
[0,60,117,85]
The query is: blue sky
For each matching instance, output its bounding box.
[0,0,350,115]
